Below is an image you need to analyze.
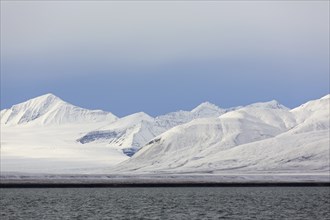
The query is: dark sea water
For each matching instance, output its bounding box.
[1,187,329,219]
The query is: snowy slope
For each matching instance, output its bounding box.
[1,125,129,174]
[1,94,329,175]
[0,94,127,174]
[77,102,227,156]
[77,112,156,156]
[191,102,226,117]
[115,95,329,174]
[289,94,330,133]
[0,93,117,126]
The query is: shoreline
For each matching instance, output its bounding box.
[2,173,329,187]
[1,182,330,188]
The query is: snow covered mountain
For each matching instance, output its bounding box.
[77,102,227,156]
[0,94,125,174]
[115,95,330,174]
[0,93,226,173]
[77,112,156,156]
[0,93,117,126]
[1,93,329,175]
[191,102,226,117]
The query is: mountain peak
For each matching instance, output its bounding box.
[1,93,117,126]
[320,94,330,100]
[10,93,64,111]
[291,94,330,117]
[191,101,225,117]
[26,93,63,105]
[131,111,153,119]
[39,93,60,99]
[247,100,288,110]
[121,112,154,122]
[192,102,221,112]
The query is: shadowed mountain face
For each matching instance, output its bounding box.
[1,94,329,174]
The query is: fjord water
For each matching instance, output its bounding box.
[1,187,329,219]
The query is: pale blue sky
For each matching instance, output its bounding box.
[1,1,329,116]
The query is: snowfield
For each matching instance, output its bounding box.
[1,93,329,180]
[77,101,226,156]
[1,94,127,174]
[116,95,329,174]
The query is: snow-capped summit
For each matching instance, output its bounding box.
[320,94,330,100]
[191,102,226,117]
[1,94,329,174]
[246,100,289,110]
[28,93,61,103]
[0,93,117,126]
[77,112,154,146]
[98,112,153,131]
[289,94,330,133]
[115,95,329,174]
[77,102,228,156]
[292,94,329,115]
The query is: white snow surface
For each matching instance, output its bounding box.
[1,125,128,174]
[77,101,227,153]
[0,93,117,126]
[115,95,330,175]
[1,93,329,176]
[1,94,126,174]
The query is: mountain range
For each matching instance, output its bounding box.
[1,93,329,175]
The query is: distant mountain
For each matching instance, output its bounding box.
[191,101,226,117]
[77,102,227,156]
[0,93,117,126]
[0,94,124,174]
[1,93,329,175]
[77,112,155,156]
[115,95,330,174]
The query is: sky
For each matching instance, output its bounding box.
[1,1,329,117]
